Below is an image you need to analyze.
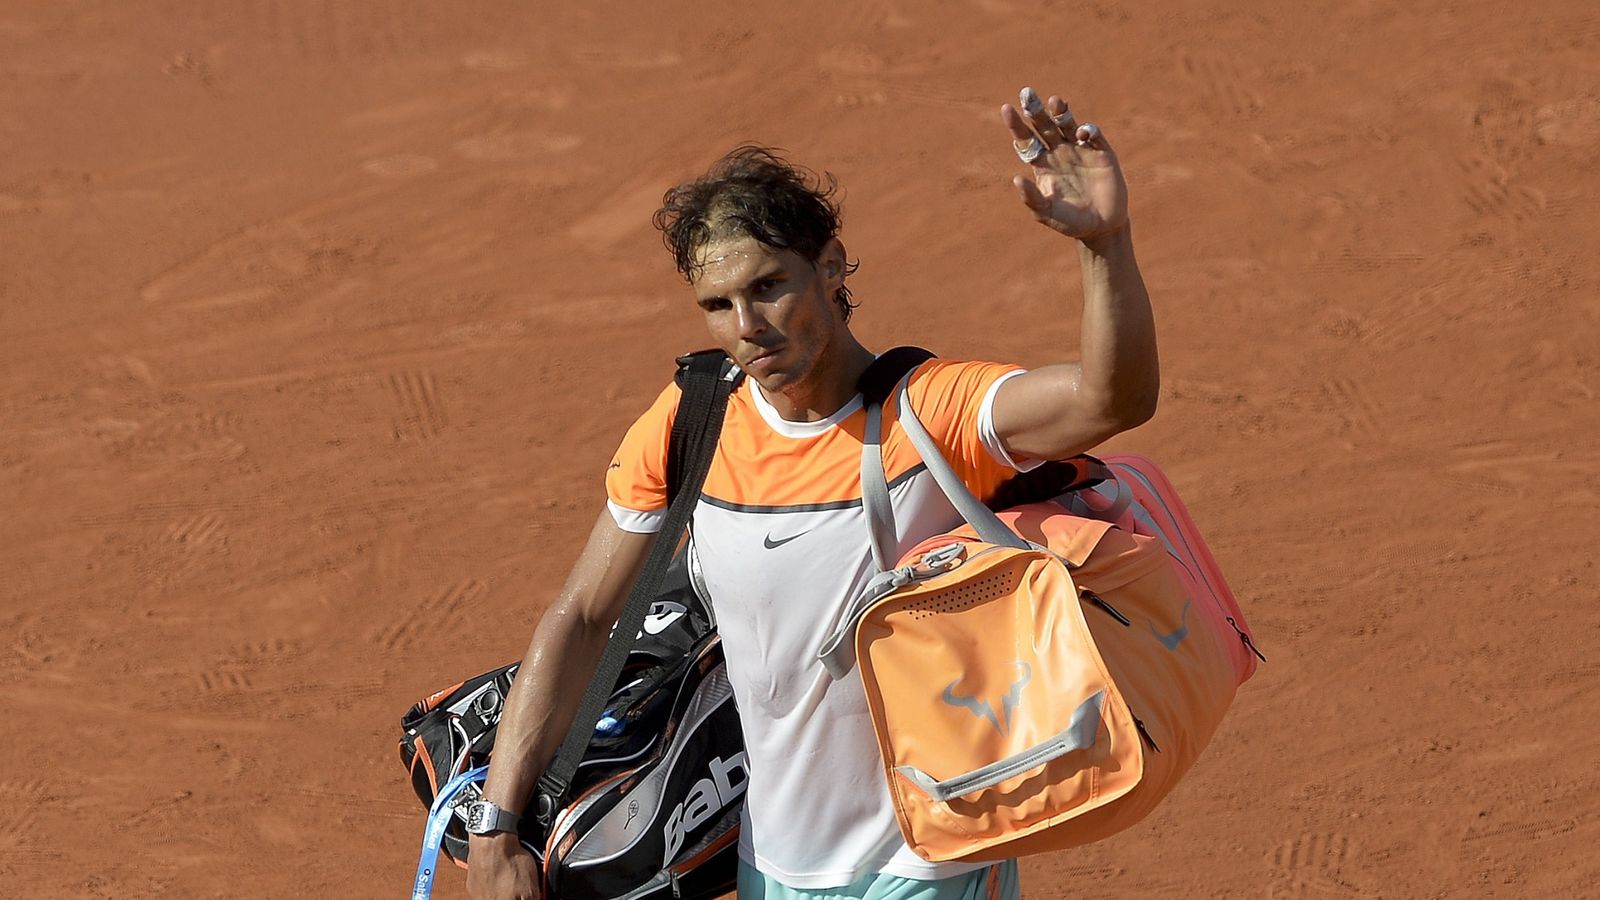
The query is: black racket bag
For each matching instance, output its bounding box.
[398,553,744,899]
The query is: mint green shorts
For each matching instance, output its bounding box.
[736,860,1020,900]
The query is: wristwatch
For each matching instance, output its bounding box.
[463,799,523,836]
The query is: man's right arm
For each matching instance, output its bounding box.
[467,509,656,900]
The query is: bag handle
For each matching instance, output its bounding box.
[862,373,1030,559]
[535,352,741,823]
[893,691,1104,802]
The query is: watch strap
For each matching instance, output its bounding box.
[466,799,522,835]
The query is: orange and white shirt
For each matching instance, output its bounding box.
[606,359,1040,888]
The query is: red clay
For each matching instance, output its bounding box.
[4,1,1597,896]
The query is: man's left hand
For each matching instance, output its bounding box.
[1001,87,1129,242]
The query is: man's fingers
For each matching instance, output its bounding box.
[1075,122,1110,152]
[1000,103,1037,143]
[1003,90,1107,165]
[1019,86,1064,148]
[1013,176,1051,215]
[1000,104,1048,165]
[1047,95,1077,136]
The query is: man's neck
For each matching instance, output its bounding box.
[759,340,876,423]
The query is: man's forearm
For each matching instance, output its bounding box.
[1074,224,1159,426]
[476,514,654,818]
[479,603,615,815]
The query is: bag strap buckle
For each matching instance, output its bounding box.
[920,542,967,571]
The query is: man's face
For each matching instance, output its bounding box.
[689,235,845,395]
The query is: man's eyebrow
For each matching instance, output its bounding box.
[698,262,787,304]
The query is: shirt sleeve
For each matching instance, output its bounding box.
[604,381,680,534]
[977,369,1046,473]
[903,360,1042,501]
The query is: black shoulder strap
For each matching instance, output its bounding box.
[666,349,739,504]
[858,346,935,406]
[536,350,741,823]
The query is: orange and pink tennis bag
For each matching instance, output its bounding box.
[819,363,1264,862]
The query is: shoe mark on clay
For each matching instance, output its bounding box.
[199,0,460,63]
[120,790,193,831]
[361,154,439,178]
[204,738,253,782]
[1360,256,1469,352]
[833,89,888,110]
[1305,252,1427,277]
[1462,807,1600,846]
[570,46,683,69]
[840,0,912,33]
[1267,831,1363,898]
[1466,80,1540,167]
[1458,155,1545,223]
[1179,50,1265,119]
[1443,440,1600,494]
[1057,863,1119,882]
[0,779,49,847]
[194,669,255,693]
[275,676,387,713]
[183,654,266,714]
[967,0,1020,16]
[888,79,990,112]
[231,637,304,661]
[453,131,583,163]
[388,371,447,442]
[161,48,222,88]
[140,211,379,311]
[374,577,486,651]
[1316,376,1385,445]
[142,410,247,463]
[167,512,224,547]
[1312,304,1370,342]
[70,498,282,548]
[8,619,86,673]
[286,785,417,818]
[460,49,530,72]
[816,45,888,76]
[1493,662,1600,701]
[1535,98,1600,150]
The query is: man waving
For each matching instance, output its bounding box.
[468,86,1158,900]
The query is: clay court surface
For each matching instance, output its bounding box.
[5,1,1599,896]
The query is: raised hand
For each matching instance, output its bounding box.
[1001,87,1129,241]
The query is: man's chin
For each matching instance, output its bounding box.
[746,362,811,397]
[751,369,793,393]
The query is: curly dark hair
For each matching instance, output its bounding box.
[653,145,860,321]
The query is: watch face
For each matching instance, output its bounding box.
[465,802,489,833]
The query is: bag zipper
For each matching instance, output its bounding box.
[1226,616,1268,663]
[1081,589,1131,627]
[1133,716,1161,753]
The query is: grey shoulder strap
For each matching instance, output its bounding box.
[859,374,1029,574]
[860,400,898,572]
[890,375,1029,551]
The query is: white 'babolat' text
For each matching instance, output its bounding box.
[662,752,748,865]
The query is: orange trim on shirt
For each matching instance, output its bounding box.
[605,360,1024,513]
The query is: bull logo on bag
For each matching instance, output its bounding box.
[1148,599,1192,651]
[941,661,1032,736]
